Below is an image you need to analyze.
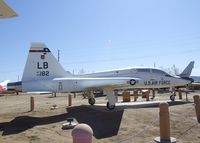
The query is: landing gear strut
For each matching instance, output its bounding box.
[106,102,115,110]
[170,91,176,101]
[105,90,117,110]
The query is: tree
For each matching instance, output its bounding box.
[171,64,179,76]
[78,68,85,74]
[160,65,180,76]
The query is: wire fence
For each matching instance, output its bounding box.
[113,114,159,143]
[113,101,198,143]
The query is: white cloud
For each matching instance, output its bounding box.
[105,40,112,49]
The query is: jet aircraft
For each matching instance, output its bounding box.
[7,81,22,94]
[0,80,10,93]
[21,43,194,110]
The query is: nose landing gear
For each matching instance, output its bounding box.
[88,97,95,105]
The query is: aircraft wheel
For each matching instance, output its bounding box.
[88,98,95,105]
[170,95,175,101]
[106,102,115,110]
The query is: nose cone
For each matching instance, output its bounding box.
[173,77,192,87]
[190,78,194,83]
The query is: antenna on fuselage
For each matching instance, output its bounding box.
[154,62,156,68]
[58,50,60,63]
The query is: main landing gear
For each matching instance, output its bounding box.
[87,89,117,110]
[105,90,117,110]
[170,91,176,101]
[106,102,115,110]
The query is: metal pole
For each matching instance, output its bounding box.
[30,96,34,111]
[58,49,60,62]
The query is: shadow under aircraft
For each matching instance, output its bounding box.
[0,105,124,139]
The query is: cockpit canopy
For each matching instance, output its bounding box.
[136,68,173,77]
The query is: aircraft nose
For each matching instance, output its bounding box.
[190,78,194,83]
[185,77,194,83]
[182,78,193,85]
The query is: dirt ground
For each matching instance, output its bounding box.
[0,91,200,143]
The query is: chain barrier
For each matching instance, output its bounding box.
[113,100,198,143]
[174,103,199,140]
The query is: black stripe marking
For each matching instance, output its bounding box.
[29,48,51,53]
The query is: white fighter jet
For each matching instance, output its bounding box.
[21,43,194,110]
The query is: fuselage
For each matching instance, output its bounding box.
[22,67,191,93]
[0,80,10,93]
[79,67,191,89]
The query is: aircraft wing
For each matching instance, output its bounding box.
[0,0,17,18]
[53,77,141,91]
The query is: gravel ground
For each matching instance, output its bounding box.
[0,91,200,143]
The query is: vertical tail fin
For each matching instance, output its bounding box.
[178,61,194,78]
[22,43,71,81]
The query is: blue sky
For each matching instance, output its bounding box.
[1,0,200,81]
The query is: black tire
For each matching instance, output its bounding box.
[106,102,115,110]
[88,98,95,105]
[170,95,175,101]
